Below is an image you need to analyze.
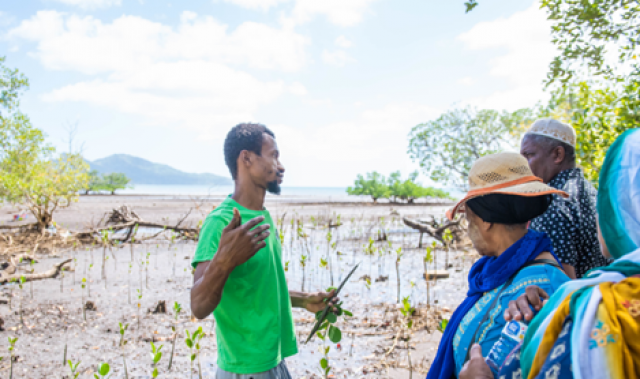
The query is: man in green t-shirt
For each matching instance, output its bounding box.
[191,123,338,378]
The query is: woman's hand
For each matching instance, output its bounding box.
[460,344,494,379]
[504,285,549,322]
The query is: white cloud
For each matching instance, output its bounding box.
[291,0,377,27]
[9,11,308,74]
[8,11,307,135]
[457,77,475,86]
[457,3,557,110]
[50,0,122,10]
[288,81,307,95]
[221,0,290,11]
[322,49,354,67]
[275,103,442,184]
[335,35,352,48]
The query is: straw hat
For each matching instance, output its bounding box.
[446,152,569,220]
[525,119,577,147]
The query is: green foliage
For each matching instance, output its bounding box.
[346,171,390,202]
[0,56,29,115]
[347,170,450,203]
[67,360,81,379]
[409,107,534,189]
[438,319,449,333]
[0,58,89,229]
[538,80,640,184]
[464,0,478,13]
[314,290,352,379]
[97,172,132,195]
[149,341,164,378]
[94,362,110,378]
[540,0,640,85]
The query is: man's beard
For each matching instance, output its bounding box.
[267,180,282,195]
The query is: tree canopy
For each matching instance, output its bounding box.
[0,57,89,230]
[347,171,450,203]
[408,108,533,189]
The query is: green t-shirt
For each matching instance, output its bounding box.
[191,196,298,374]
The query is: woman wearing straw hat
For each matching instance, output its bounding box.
[426,152,571,379]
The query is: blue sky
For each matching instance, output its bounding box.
[1,0,558,187]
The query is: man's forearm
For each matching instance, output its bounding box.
[190,255,232,319]
[289,290,310,309]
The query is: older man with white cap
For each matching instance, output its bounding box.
[520,119,609,278]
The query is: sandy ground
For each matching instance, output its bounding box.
[0,195,473,378]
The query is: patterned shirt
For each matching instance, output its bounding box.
[530,168,609,278]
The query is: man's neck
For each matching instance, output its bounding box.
[231,178,266,211]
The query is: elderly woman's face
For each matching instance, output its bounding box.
[465,206,490,256]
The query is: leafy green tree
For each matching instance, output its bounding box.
[387,171,450,203]
[83,169,101,194]
[539,80,640,184]
[346,171,390,202]
[99,172,131,195]
[408,108,533,189]
[0,57,89,230]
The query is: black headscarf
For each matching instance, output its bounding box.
[466,194,552,225]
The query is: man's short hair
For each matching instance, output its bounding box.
[524,133,576,163]
[224,123,275,180]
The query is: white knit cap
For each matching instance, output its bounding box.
[524,119,577,147]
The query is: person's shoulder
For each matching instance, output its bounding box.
[202,201,234,228]
[516,264,570,288]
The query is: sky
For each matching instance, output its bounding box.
[0,0,559,187]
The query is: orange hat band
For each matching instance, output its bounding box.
[465,175,543,197]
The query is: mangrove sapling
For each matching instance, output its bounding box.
[395,248,403,304]
[88,263,93,297]
[101,230,109,280]
[325,232,334,286]
[300,255,308,292]
[128,263,132,304]
[168,302,182,370]
[145,252,151,289]
[119,322,130,379]
[61,266,66,292]
[136,289,142,330]
[81,278,87,321]
[185,326,205,379]
[399,297,416,379]
[423,247,434,307]
[18,276,25,325]
[94,362,110,379]
[8,336,17,379]
[149,341,163,378]
[443,229,453,270]
[67,360,81,379]
[319,258,328,288]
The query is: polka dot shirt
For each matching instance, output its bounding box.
[530,168,610,278]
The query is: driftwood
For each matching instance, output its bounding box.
[0,258,72,284]
[402,216,466,246]
[75,205,199,244]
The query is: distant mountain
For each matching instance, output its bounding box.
[89,154,232,186]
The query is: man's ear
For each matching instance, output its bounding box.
[552,146,566,165]
[483,220,494,232]
[239,150,253,171]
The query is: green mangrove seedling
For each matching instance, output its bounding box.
[395,248,403,304]
[119,322,129,379]
[67,360,81,379]
[185,326,205,379]
[29,259,35,298]
[18,275,25,325]
[399,296,416,379]
[94,362,110,379]
[299,255,307,292]
[81,278,87,321]
[443,229,453,269]
[136,289,142,329]
[424,247,434,306]
[149,341,163,378]
[313,289,352,379]
[8,336,17,379]
[168,302,182,370]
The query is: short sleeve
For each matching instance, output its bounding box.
[191,215,227,269]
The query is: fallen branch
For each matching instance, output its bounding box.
[0,258,72,284]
